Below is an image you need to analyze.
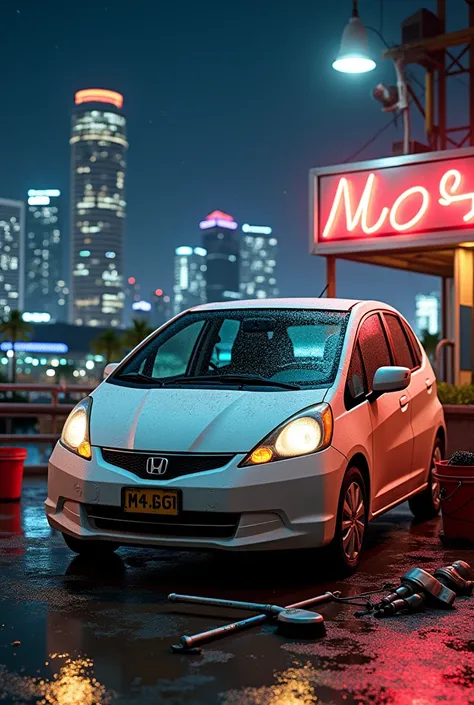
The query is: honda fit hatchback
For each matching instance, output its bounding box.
[46,299,446,573]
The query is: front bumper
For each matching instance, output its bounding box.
[45,442,347,551]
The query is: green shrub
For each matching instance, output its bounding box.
[437,382,474,405]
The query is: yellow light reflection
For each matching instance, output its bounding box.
[221,664,318,705]
[37,655,111,705]
[0,654,111,705]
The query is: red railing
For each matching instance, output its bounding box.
[0,384,95,473]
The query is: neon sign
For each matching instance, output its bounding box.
[75,89,124,109]
[312,149,474,254]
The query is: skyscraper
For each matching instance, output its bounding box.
[200,211,240,304]
[415,292,441,337]
[240,224,278,299]
[0,199,25,316]
[25,189,67,321]
[151,288,172,328]
[173,246,207,314]
[70,88,128,327]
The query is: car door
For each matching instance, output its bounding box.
[358,313,415,514]
[384,314,437,491]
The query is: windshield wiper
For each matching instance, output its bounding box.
[114,372,163,385]
[213,374,300,390]
[161,374,300,390]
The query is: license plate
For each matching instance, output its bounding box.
[122,488,180,516]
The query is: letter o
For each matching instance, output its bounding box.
[389,186,430,232]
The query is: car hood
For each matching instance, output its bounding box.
[89,383,329,453]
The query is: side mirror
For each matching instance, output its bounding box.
[103,362,119,379]
[372,366,411,394]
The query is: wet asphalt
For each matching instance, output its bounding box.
[0,478,473,705]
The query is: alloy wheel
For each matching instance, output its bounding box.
[341,481,365,562]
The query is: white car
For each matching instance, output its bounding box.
[45,299,446,573]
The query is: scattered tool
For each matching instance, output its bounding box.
[373,561,473,618]
[374,567,456,617]
[434,560,474,596]
[169,560,474,652]
[168,591,339,653]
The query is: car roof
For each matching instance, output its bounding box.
[191,298,395,313]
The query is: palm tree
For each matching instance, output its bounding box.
[123,319,153,351]
[420,331,440,363]
[0,310,33,383]
[90,329,124,365]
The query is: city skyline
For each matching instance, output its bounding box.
[2,0,468,326]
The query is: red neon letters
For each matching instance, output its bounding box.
[320,167,474,241]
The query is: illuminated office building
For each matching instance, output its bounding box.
[173,246,207,314]
[25,189,67,322]
[200,211,240,303]
[152,288,172,328]
[70,88,128,327]
[415,292,441,337]
[124,276,141,326]
[240,224,278,299]
[0,199,25,315]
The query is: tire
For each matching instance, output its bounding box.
[408,438,443,520]
[62,532,119,557]
[325,466,368,576]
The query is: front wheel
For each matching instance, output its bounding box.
[325,466,368,576]
[408,439,442,520]
[62,532,119,557]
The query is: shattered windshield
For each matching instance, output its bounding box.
[108,308,349,389]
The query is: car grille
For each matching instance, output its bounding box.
[100,448,235,480]
[85,505,240,540]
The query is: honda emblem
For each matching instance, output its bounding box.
[146,456,169,476]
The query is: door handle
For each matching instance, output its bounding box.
[399,395,409,411]
[426,378,433,393]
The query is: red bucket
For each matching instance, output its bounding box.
[0,502,22,536]
[0,448,27,502]
[434,460,474,543]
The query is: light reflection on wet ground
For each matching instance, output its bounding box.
[0,478,473,704]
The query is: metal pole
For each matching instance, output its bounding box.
[437,0,447,149]
[426,69,435,148]
[326,256,336,298]
[441,276,448,381]
[468,1,474,381]
[469,0,474,147]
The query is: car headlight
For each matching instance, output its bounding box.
[241,403,333,466]
[60,397,92,460]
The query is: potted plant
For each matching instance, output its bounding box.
[437,383,474,456]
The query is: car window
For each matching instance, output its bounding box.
[109,308,350,389]
[345,342,367,408]
[358,313,392,391]
[403,320,423,367]
[287,324,341,360]
[384,314,416,369]
[150,321,205,378]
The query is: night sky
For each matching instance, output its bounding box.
[0,0,471,325]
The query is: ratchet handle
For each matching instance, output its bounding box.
[180,613,269,649]
[168,593,279,614]
[287,592,338,609]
